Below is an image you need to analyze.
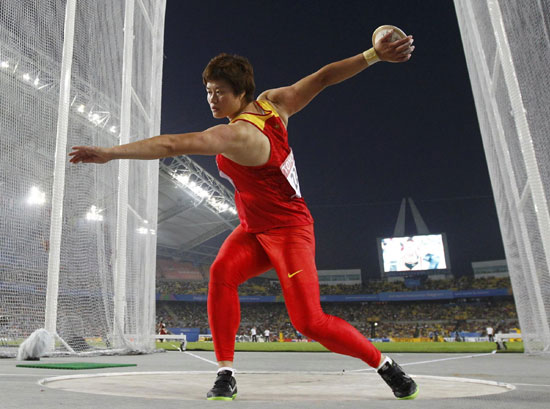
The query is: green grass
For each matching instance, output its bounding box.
[156,341,524,353]
[373,341,523,353]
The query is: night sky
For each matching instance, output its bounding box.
[160,0,505,277]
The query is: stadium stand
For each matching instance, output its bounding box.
[156,276,512,297]
[155,261,517,342]
[156,298,519,341]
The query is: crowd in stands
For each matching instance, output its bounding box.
[157,298,519,341]
[157,280,209,295]
[156,276,512,297]
[156,272,517,341]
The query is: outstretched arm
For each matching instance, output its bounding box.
[69,124,244,164]
[259,30,414,122]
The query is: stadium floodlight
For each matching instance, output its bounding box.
[206,197,236,214]
[136,226,155,235]
[197,188,210,198]
[175,173,212,200]
[85,110,110,128]
[175,173,190,185]
[27,186,46,205]
[86,205,104,221]
[189,182,210,199]
[0,61,9,68]
[77,104,86,113]
[88,112,102,125]
[207,197,220,209]
[161,156,238,225]
[22,73,30,81]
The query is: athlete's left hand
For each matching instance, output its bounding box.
[375,30,415,63]
[69,145,112,164]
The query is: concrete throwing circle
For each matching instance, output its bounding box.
[40,371,515,401]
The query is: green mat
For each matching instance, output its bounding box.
[16,362,137,370]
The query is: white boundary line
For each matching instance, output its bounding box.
[183,351,218,366]
[38,371,214,386]
[37,370,352,386]
[348,352,497,373]
[36,352,519,394]
[37,370,515,394]
[412,374,515,391]
[513,383,550,387]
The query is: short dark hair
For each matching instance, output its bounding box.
[202,53,255,103]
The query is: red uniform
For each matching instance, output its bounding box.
[208,100,381,368]
[216,100,313,232]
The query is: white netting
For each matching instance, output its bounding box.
[454,0,550,353]
[0,0,165,356]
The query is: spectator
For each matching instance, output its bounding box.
[486,325,494,342]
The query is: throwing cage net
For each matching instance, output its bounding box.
[454,0,550,353]
[0,0,166,356]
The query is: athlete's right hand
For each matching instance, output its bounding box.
[69,145,112,164]
[375,30,415,63]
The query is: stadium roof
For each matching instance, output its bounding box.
[156,156,238,264]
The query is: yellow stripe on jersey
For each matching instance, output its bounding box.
[257,100,279,117]
[231,100,279,131]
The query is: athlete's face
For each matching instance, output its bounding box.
[206,79,245,120]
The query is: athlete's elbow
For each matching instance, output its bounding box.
[160,134,180,157]
[316,66,337,88]
[318,75,331,89]
[319,61,353,88]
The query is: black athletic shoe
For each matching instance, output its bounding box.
[377,359,419,400]
[206,370,237,401]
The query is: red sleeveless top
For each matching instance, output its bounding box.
[216,100,314,233]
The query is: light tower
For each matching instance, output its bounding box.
[393,198,430,237]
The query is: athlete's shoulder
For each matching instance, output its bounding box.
[230,101,281,134]
[255,99,278,115]
[226,118,256,138]
[257,90,290,126]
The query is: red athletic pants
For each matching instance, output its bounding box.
[207,224,381,367]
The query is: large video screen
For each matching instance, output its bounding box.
[378,234,449,274]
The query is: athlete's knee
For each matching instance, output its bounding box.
[290,311,330,339]
[209,257,238,287]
